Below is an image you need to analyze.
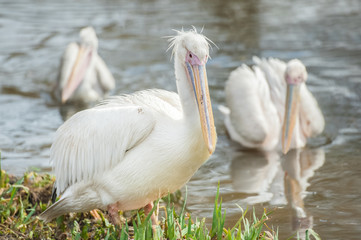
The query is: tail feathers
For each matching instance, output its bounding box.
[51,185,57,203]
[252,56,262,65]
[39,197,69,223]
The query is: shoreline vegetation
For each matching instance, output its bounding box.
[0,168,320,239]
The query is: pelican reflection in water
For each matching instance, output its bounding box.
[283,148,325,238]
[230,151,280,204]
[230,147,325,238]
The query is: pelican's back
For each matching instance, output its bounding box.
[252,57,287,121]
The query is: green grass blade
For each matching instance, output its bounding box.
[305,228,321,240]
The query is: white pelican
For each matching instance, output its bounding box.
[40,29,217,226]
[220,57,324,154]
[53,26,115,104]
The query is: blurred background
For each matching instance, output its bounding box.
[0,0,360,238]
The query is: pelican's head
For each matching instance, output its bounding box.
[61,27,98,103]
[282,59,308,154]
[168,29,216,154]
[285,59,308,85]
[79,26,98,50]
[169,30,209,66]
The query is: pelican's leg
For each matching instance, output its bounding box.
[107,202,121,226]
[90,209,101,220]
[144,202,158,235]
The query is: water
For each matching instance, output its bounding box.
[1,0,360,238]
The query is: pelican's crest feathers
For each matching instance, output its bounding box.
[165,27,216,60]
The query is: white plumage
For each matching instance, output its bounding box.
[221,57,324,153]
[54,26,115,104]
[40,29,217,223]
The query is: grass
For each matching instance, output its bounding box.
[0,168,321,239]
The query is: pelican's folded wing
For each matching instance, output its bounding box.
[51,104,156,195]
[225,64,277,148]
[94,55,115,93]
[253,56,287,120]
[299,84,325,137]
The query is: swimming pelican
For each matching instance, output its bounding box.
[53,26,115,104]
[220,57,324,154]
[40,29,217,226]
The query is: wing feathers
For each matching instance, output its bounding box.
[226,64,269,145]
[52,105,156,195]
[225,58,284,150]
[94,55,115,93]
[253,57,287,120]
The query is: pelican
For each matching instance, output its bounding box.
[40,29,217,226]
[53,26,115,104]
[220,57,324,154]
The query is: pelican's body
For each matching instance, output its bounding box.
[40,29,216,222]
[221,57,324,153]
[54,27,115,104]
[50,90,209,212]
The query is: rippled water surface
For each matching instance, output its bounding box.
[1,0,360,239]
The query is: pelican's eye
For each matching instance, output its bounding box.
[186,51,203,66]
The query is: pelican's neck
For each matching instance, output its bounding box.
[288,99,306,149]
[174,57,200,124]
[173,53,217,155]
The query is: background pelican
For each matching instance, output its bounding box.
[40,29,217,226]
[53,26,115,104]
[220,57,324,153]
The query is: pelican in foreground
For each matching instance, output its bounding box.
[40,29,217,226]
[53,26,115,104]
[220,57,324,153]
